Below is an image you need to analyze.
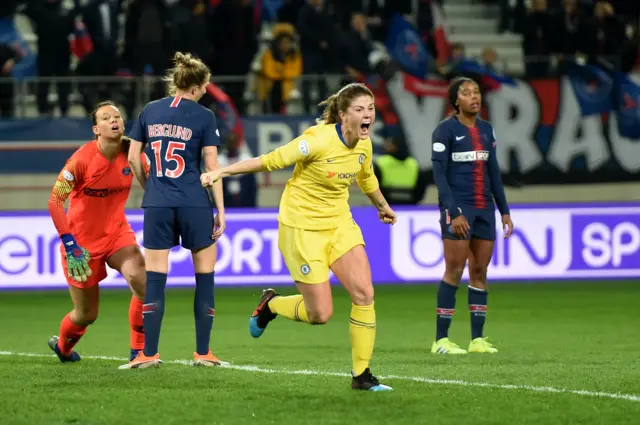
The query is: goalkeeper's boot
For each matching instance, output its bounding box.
[431,337,468,355]
[119,351,160,369]
[129,349,141,362]
[193,350,228,367]
[352,368,393,392]
[468,337,498,353]
[48,335,81,363]
[249,288,279,338]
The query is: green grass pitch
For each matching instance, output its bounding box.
[1,281,639,425]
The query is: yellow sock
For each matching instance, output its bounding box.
[349,303,376,376]
[268,295,310,323]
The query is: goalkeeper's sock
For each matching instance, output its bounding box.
[349,303,376,377]
[58,313,87,356]
[436,280,458,341]
[129,295,144,353]
[268,295,310,323]
[194,272,215,356]
[142,271,167,357]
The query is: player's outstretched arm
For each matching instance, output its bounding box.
[201,135,320,186]
[201,156,264,186]
[127,138,147,189]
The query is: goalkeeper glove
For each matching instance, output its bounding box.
[61,234,92,283]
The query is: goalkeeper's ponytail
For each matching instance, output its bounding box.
[317,83,374,125]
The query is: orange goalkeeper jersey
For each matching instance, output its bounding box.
[48,141,146,255]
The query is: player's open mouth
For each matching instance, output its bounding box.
[360,121,371,133]
[111,125,120,131]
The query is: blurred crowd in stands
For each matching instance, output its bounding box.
[0,0,446,117]
[499,0,640,76]
[0,0,638,118]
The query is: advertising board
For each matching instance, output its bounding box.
[1,204,638,289]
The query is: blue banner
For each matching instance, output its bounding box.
[385,14,429,80]
[568,63,614,116]
[613,72,640,139]
[453,59,517,88]
[0,17,37,80]
[566,64,640,141]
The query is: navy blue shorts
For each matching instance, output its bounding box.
[440,207,496,241]
[143,207,214,250]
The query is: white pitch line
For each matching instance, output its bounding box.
[1,350,639,403]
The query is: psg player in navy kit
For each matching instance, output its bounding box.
[430,77,514,355]
[122,52,227,369]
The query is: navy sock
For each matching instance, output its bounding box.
[468,286,488,340]
[142,271,167,357]
[129,348,140,362]
[436,280,458,341]
[194,272,215,355]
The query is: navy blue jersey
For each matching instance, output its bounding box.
[129,96,221,208]
[431,116,509,218]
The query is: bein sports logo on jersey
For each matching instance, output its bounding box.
[122,167,131,176]
[451,151,489,162]
[83,187,129,197]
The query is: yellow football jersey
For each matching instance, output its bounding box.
[260,123,379,230]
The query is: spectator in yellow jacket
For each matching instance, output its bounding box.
[258,23,302,113]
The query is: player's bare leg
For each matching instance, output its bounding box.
[467,238,497,353]
[250,270,334,339]
[49,284,100,363]
[293,281,334,323]
[331,245,392,391]
[249,280,333,338]
[432,239,470,355]
[191,243,226,366]
[107,245,146,361]
[121,248,168,369]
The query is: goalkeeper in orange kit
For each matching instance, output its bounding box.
[47,101,148,363]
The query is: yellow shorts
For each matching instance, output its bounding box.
[278,220,365,284]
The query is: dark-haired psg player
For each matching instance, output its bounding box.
[430,77,514,355]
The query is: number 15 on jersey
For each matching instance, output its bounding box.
[150,140,186,178]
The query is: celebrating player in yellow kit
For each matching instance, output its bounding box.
[201,83,396,391]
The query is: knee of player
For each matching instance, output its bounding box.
[349,285,374,306]
[445,263,466,281]
[469,263,488,280]
[129,272,146,299]
[308,307,333,325]
[124,268,146,299]
[74,309,99,326]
